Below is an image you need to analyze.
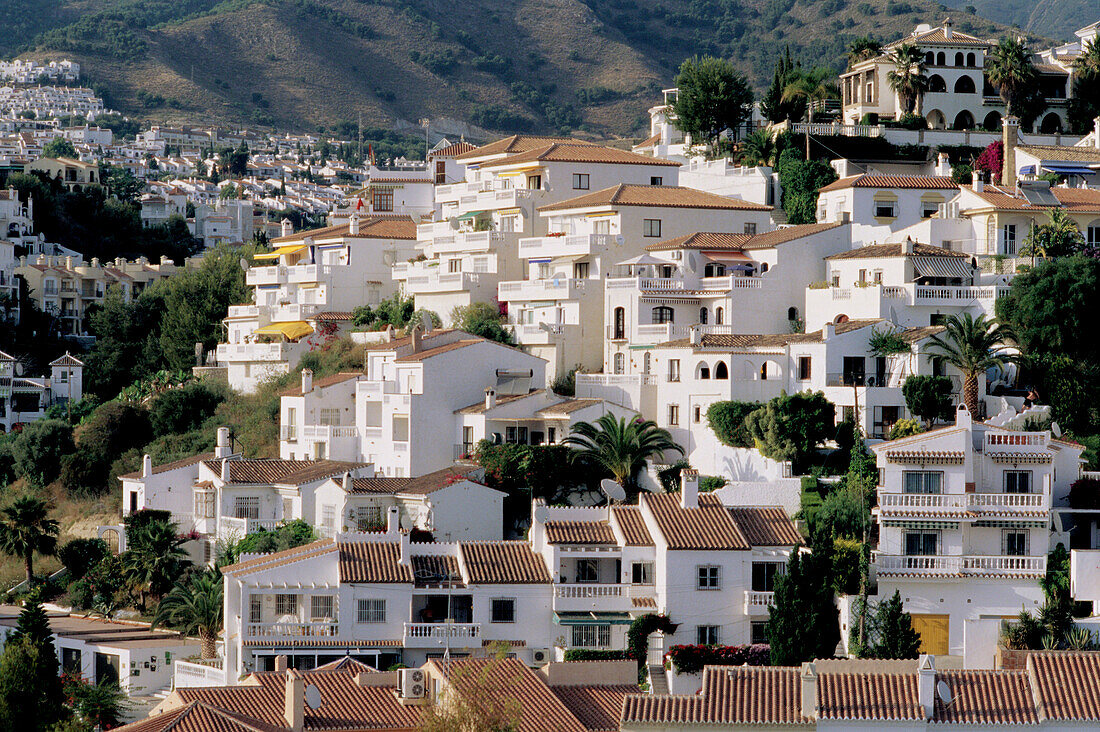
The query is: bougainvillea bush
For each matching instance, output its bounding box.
[666,643,771,674]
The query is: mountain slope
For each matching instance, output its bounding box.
[5,0,1047,137]
[941,0,1095,42]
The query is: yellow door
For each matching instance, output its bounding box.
[910,614,949,655]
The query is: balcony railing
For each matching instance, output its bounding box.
[219,516,285,539]
[555,584,624,599]
[986,432,1048,448]
[173,659,227,689]
[874,553,1046,577]
[743,590,775,614]
[517,233,616,259]
[914,285,1010,301]
[879,493,968,511]
[215,342,286,362]
[497,278,587,300]
[245,621,339,638]
[969,492,1046,509]
[404,622,481,645]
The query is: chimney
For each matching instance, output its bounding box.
[1094,117,1100,150]
[349,212,360,236]
[902,236,914,254]
[680,469,699,509]
[385,324,395,343]
[220,458,231,483]
[301,368,313,395]
[689,325,701,346]
[800,662,818,720]
[91,257,100,268]
[275,655,288,673]
[971,171,984,193]
[410,323,422,354]
[342,471,352,493]
[943,16,953,40]
[398,530,411,566]
[215,426,231,458]
[1001,116,1019,188]
[19,255,25,267]
[141,454,152,478]
[485,387,496,410]
[64,255,73,269]
[956,402,972,429]
[935,152,951,177]
[824,322,836,340]
[281,218,293,237]
[917,654,936,718]
[284,669,304,732]
[387,506,400,535]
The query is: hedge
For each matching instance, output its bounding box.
[562,649,631,662]
[666,643,771,674]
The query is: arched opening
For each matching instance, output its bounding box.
[925,51,935,65]
[613,307,625,340]
[926,110,946,129]
[966,52,976,67]
[936,52,946,66]
[759,363,768,380]
[953,75,975,94]
[642,352,651,375]
[714,362,729,380]
[1040,113,1063,134]
[651,306,674,324]
[928,75,947,93]
[952,110,975,130]
[704,263,725,277]
[983,111,1002,132]
[715,307,724,325]
[742,360,756,379]
[760,263,769,273]
[954,52,964,66]
[699,307,708,325]
[613,353,625,374]
[696,362,711,380]
[787,306,799,321]
[835,314,849,324]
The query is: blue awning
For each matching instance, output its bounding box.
[1019,165,1036,176]
[1042,164,1097,176]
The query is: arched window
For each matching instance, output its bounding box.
[1040,113,1063,134]
[966,52,976,67]
[787,306,799,321]
[697,362,711,380]
[983,111,1002,132]
[936,52,946,65]
[714,362,729,380]
[760,263,769,273]
[928,74,947,93]
[699,307,708,325]
[643,352,652,375]
[952,110,975,130]
[715,307,724,325]
[613,307,625,339]
[759,363,769,380]
[613,353,625,374]
[925,51,935,65]
[651,306,674,324]
[954,52,964,66]
[954,75,975,94]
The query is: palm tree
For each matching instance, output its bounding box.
[847,36,883,67]
[986,37,1038,117]
[1020,208,1085,262]
[153,570,223,659]
[0,496,59,586]
[1074,37,1100,81]
[562,414,684,500]
[735,129,775,166]
[782,68,840,123]
[886,43,929,116]
[122,518,188,611]
[925,313,1011,418]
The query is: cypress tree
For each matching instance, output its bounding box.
[766,551,841,665]
[872,591,922,659]
[0,600,64,730]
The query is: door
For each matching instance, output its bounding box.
[95,652,120,685]
[910,614,949,655]
[842,356,866,386]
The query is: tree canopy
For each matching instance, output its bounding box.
[744,391,835,468]
[671,56,755,150]
[766,550,840,665]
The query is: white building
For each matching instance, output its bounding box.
[0,351,83,433]
[815,174,960,244]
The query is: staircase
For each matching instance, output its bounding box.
[647,664,669,695]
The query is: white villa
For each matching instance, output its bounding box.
[0,351,83,433]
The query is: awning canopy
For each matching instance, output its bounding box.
[254,321,314,340]
[253,244,307,260]
[1019,165,1036,176]
[616,253,667,267]
[911,256,973,279]
[455,210,487,221]
[554,611,633,626]
[703,251,752,262]
[1042,164,1097,176]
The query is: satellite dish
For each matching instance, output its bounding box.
[1051,422,1062,438]
[304,684,323,710]
[600,478,627,503]
[936,680,952,706]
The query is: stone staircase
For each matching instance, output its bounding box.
[647,664,669,695]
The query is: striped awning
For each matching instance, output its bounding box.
[554,611,633,626]
[254,321,314,340]
[911,256,973,279]
[253,244,307,260]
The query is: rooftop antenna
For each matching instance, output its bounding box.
[304,684,323,710]
[1051,422,1062,438]
[600,478,627,503]
[936,680,954,708]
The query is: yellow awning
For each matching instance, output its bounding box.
[253,244,308,260]
[254,321,314,340]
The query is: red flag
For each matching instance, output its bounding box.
[367,144,374,165]
[356,197,363,211]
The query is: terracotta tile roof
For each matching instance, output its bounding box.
[826,242,970,259]
[360,328,459,352]
[884,450,966,464]
[741,222,848,250]
[347,476,410,494]
[481,142,681,169]
[632,132,661,150]
[611,506,654,546]
[312,656,376,673]
[888,26,989,48]
[646,231,753,252]
[206,459,370,486]
[643,493,750,550]
[966,184,1100,213]
[278,371,362,396]
[119,452,213,480]
[551,685,639,732]
[455,389,541,414]
[459,541,551,584]
[1016,145,1100,163]
[49,353,84,367]
[338,540,413,583]
[1028,652,1100,721]
[544,521,617,545]
[113,701,286,732]
[818,672,923,720]
[399,465,484,495]
[622,666,805,725]
[933,670,1037,724]
[222,539,338,577]
[455,134,596,161]
[728,507,802,546]
[411,554,462,586]
[270,215,417,243]
[539,184,773,212]
[535,398,606,417]
[631,596,657,608]
[394,339,481,361]
[430,140,478,158]
[312,311,355,321]
[818,174,959,193]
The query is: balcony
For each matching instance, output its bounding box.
[498,278,588,301]
[985,432,1048,449]
[424,231,505,255]
[511,323,567,344]
[245,621,339,640]
[743,590,775,615]
[632,323,691,342]
[302,424,359,441]
[215,342,288,362]
[227,304,260,319]
[518,233,617,259]
[403,622,481,648]
[878,493,968,512]
[553,583,649,612]
[404,271,487,294]
[969,492,1049,513]
[913,285,1010,304]
[874,553,1046,577]
[219,516,286,540]
[246,265,285,286]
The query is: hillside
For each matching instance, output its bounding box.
[942,0,1095,43]
[4,0,1049,138]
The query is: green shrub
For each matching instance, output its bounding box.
[888,418,924,440]
[699,476,728,493]
[706,401,763,448]
[57,538,109,582]
[562,649,631,662]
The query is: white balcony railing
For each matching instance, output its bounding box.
[245,621,339,638]
[555,584,624,599]
[517,233,616,259]
[403,623,481,644]
[744,590,775,614]
[173,659,226,689]
[874,553,1046,577]
[914,285,1010,302]
[986,432,1048,448]
[219,516,285,539]
[969,493,1047,510]
[215,342,287,362]
[878,493,968,511]
[576,373,658,387]
[301,425,359,440]
[497,278,587,300]
[226,304,260,319]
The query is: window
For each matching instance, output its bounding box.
[233,496,260,519]
[904,531,938,556]
[613,353,625,374]
[1004,471,1032,494]
[715,307,724,325]
[668,359,680,382]
[501,216,516,233]
[699,307,708,325]
[874,200,897,218]
[1002,224,1017,255]
[57,369,68,383]
[697,625,720,645]
[249,595,261,623]
[357,599,385,623]
[527,174,542,190]
[572,173,590,190]
[371,189,393,212]
[650,176,663,186]
[652,306,674,324]
[319,408,340,426]
[490,598,516,623]
[321,504,336,531]
[448,259,462,273]
[355,506,384,531]
[594,218,611,235]
[643,219,662,238]
[573,261,590,279]
[631,561,654,585]
[275,594,298,616]
[572,624,611,647]
[751,621,769,645]
[642,352,651,375]
[613,307,625,340]
[697,565,720,590]
[311,595,335,620]
[704,263,725,277]
[1088,225,1100,249]
[693,405,702,423]
[194,490,214,519]
[714,361,728,379]
[752,562,784,592]
[576,559,598,583]
[1003,530,1029,556]
[744,222,757,235]
[922,200,941,218]
[697,362,710,380]
[903,471,943,494]
[798,356,812,380]
[392,415,409,442]
[668,404,680,426]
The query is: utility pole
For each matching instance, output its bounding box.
[420,118,430,159]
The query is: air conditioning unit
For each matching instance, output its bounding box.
[399,668,426,699]
[531,649,549,664]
